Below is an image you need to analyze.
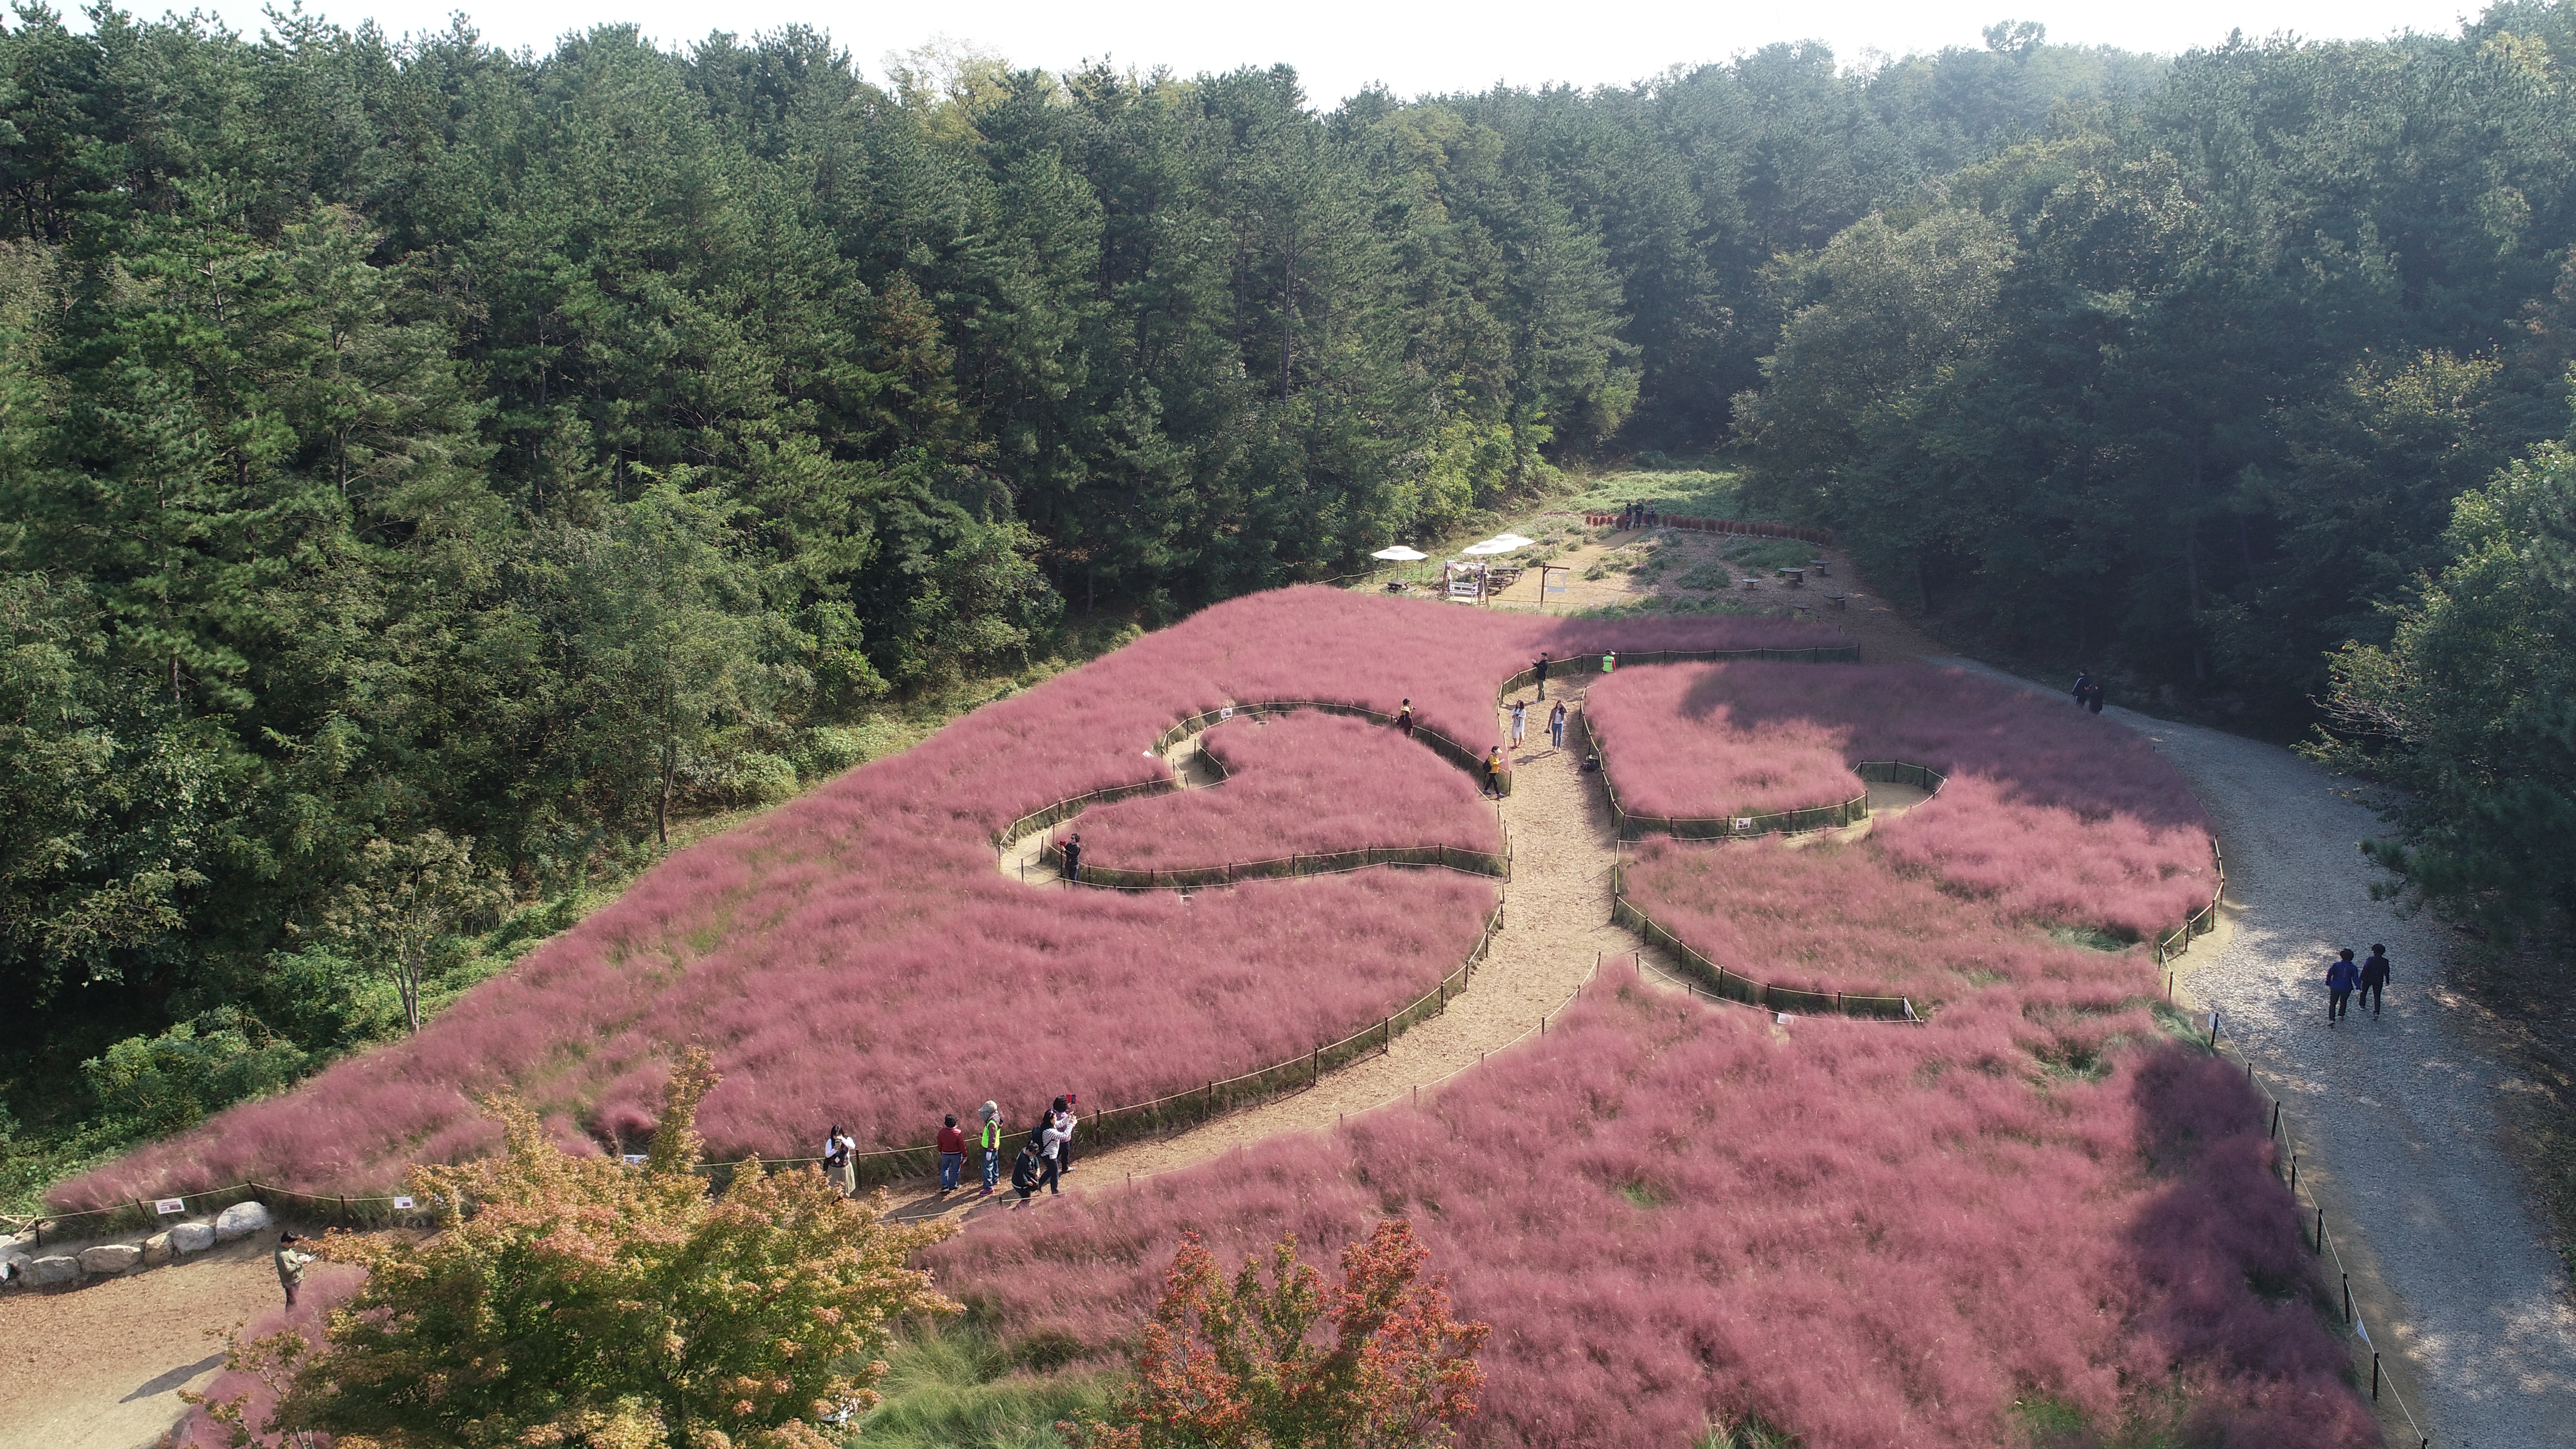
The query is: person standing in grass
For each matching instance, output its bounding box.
[1395,698,1415,739]
[935,1113,966,1193]
[2328,949,2360,1025]
[1550,700,1568,748]
[977,1101,1004,1195]
[276,1231,314,1310]
[1509,700,1527,748]
[1061,831,1082,885]
[1534,652,1551,698]
[2360,944,2392,1018]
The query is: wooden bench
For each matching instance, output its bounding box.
[1778,568,1805,587]
[1825,592,1848,611]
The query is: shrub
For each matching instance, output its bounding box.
[192,1049,956,1449]
[55,589,1837,1206]
[1065,1221,1489,1449]
[81,1007,309,1135]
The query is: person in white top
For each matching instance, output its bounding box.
[1509,700,1526,747]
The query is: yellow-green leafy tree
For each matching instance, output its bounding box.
[201,1048,955,1448]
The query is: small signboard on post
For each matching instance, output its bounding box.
[622,1153,648,1167]
[154,1198,186,1216]
[392,1196,416,1211]
[1733,817,1755,833]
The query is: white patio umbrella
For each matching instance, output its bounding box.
[1460,533,1535,556]
[1370,546,1429,561]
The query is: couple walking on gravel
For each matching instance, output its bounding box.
[2326,944,2394,1025]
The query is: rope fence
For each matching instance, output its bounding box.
[2153,841,2228,966]
[1608,861,1920,1021]
[1042,839,1510,892]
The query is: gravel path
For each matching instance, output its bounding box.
[1929,658,2576,1449]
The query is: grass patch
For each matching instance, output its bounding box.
[1566,467,1743,518]
[2048,926,2135,953]
[1720,537,1820,572]
[854,1318,1125,1449]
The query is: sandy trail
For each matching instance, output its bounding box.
[1929,656,2576,1449]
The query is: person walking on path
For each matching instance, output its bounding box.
[2085,679,2106,714]
[1061,831,1082,886]
[276,1231,313,1310]
[935,1113,966,1193]
[1035,1112,1068,1195]
[2072,671,2093,708]
[2360,944,2392,1017]
[1534,652,1551,698]
[1481,746,1506,799]
[977,1101,1004,1195]
[1549,700,1568,748]
[1509,700,1527,747]
[1010,1139,1044,1201]
[1395,698,1414,739]
[2328,949,2360,1025]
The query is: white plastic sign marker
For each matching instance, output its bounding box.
[1734,817,1754,832]
[392,1196,416,1211]
[154,1198,186,1215]
[622,1154,648,1166]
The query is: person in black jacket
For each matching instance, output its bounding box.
[2072,671,2093,707]
[1010,1141,1044,1200]
[2360,944,2392,1017]
[1533,652,1550,699]
[1061,831,1082,885]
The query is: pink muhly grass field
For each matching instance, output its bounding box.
[1069,711,1501,869]
[931,966,2375,1449]
[1621,835,2116,1005]
[55,589,1836,1208]
[1587,661,2215,937]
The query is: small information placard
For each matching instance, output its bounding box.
[1733,817,1755,832]
[622,1154,648,1167]
[1219,707,1234,719]
[154,1198,186,1215]
[392,1196,416,1211]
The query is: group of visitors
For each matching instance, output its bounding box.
[819,1098,1080,1204]
[2326,945,2395,1024]
[2069,671,2107,714]
[1618,501,1661,530]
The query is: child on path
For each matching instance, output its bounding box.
[1010,1141,1043,1201]
[2327,949,2360,1024]
[936,1113,966,1192]
[1396,698,1414,739]
[1509,700,1527,746]
[977,1101,1004,1195]
[2360,945,2392,1017]
[276,1231,313,1310]
[1550,701,1568,748]
[1061,831,1082,885]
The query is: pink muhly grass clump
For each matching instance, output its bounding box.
[166,1260,367,1449]
[54,589,1835,1208]
[1071,711,1500,869]
[1620,835,2117,1005]
[932,968,2373,1449]
[1586,661,2214,937]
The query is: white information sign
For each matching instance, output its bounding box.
[154,1198,187,1215]
[392,1196,417,1211]
[1733,817,1755,832]
[622,1153,648,1167]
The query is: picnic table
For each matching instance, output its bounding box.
[1778,567,1805,587]
[1825,592,1848,611]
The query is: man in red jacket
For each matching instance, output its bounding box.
[936,1114,967,1193]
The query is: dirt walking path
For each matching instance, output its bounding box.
[1928,656,2576,1449]
[0,1233,285,1449]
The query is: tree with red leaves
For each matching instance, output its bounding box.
[1068,1218,1489,1449]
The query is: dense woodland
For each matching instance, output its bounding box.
[2,3,2570,1190]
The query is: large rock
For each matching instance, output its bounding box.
[80,1243,142,1274]
[213,1201,273,1242]
[169,1221,216,1254]
[24,1255,80,1286]
[143,1232,174,1267]
[0,1249,30,1284]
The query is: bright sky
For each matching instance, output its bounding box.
[129,0,2482,103]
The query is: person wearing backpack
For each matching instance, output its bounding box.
[1482,747,1506,799]
[2327,949,2361,1025]
[976,1101,1004,1195]
[1010,1140,1044,1200]
[2360,945,2393,1018]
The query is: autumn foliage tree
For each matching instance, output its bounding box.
[1068,1220,1489,1449]
[200,1047,956,1448]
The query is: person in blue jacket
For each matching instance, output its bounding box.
[2327,948,2360,1025]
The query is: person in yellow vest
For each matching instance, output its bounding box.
[1601,649,1617,674]
[977,1101,1005,1196]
